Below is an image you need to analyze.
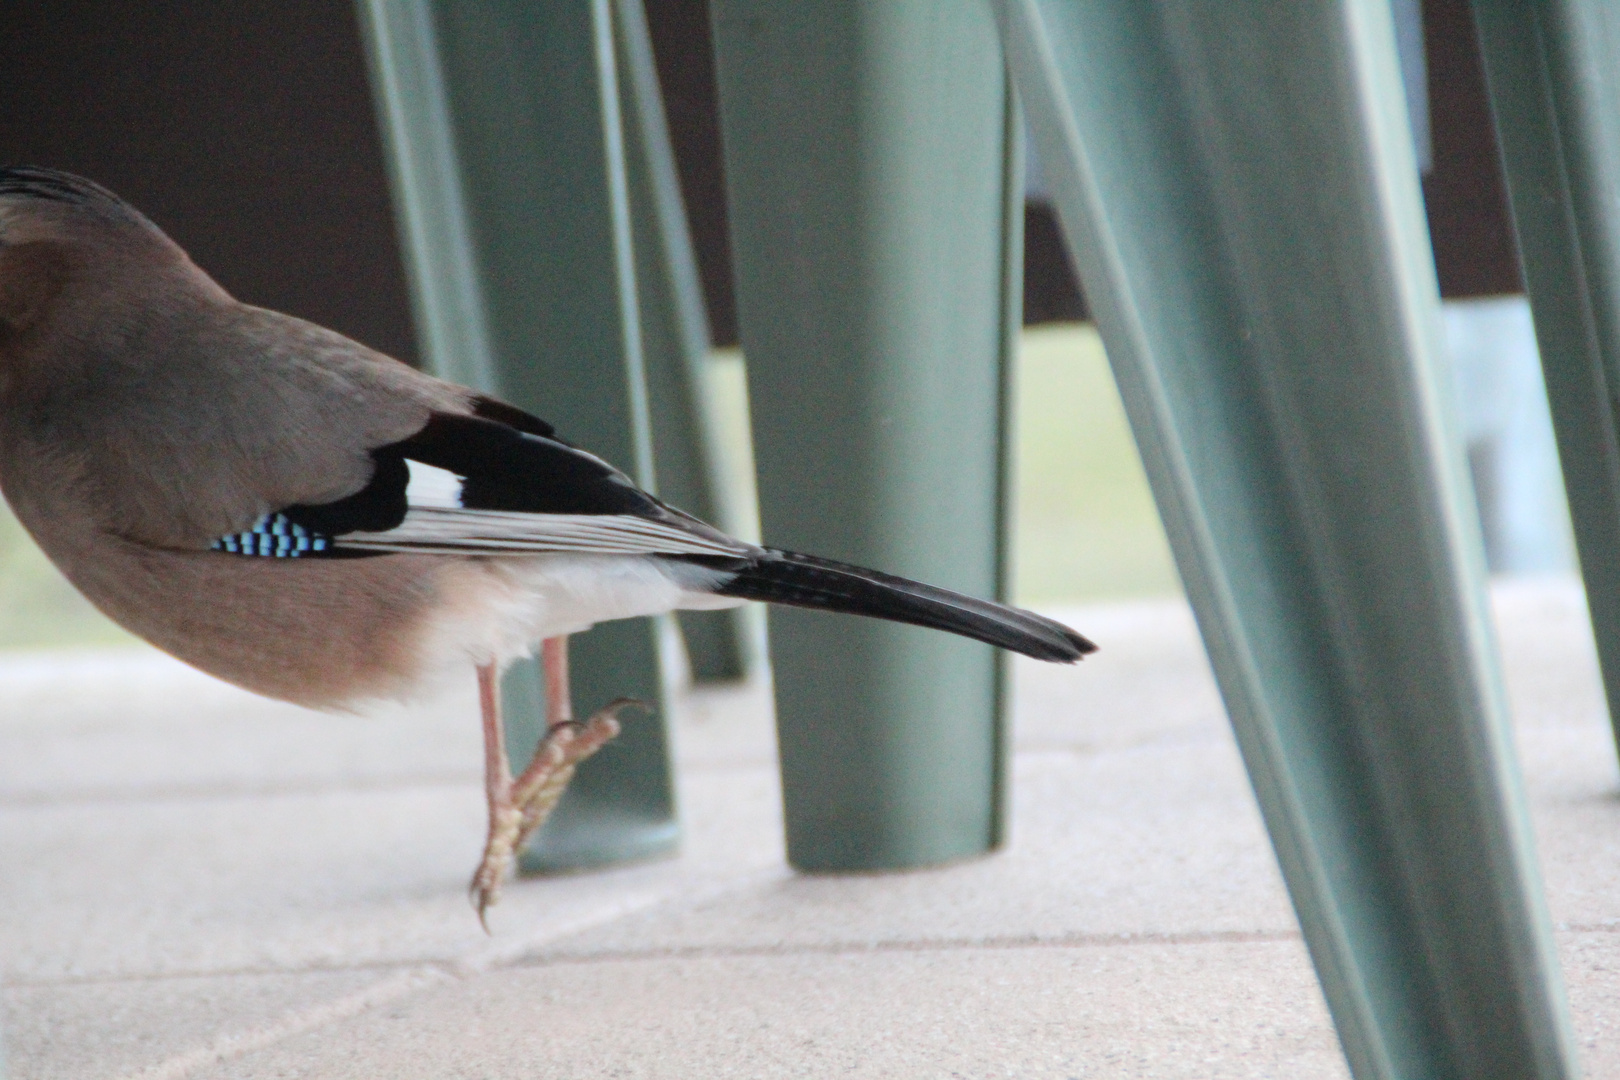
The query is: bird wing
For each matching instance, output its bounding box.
[211,399,749,561]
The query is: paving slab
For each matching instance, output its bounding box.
[189,944,1345,1080]
[5,582,1620,1078]
[0,762,787,982]
[0,652,481,801]
[527,743,1294,963]
[3,971,385,1080]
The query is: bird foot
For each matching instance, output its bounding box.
[468,699,641,929]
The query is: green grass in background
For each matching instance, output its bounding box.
[0,501,138,648]
[0,322,1177,651]
[1011,323,1180,604]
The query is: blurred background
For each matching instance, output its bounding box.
[0,0,1570,650]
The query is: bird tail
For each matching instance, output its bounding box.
[710,548,1096,663]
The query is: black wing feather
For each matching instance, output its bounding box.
[469,395,558,439]
[268,408,664,552]
[394,413,655,515]
[279,453,410,537]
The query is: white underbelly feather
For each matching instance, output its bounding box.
[420,553,744,672]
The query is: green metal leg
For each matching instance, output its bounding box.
[613,0,754,683]
[991,77,1024,848]
[994,2,1576,1078]
[1471,0,1620,759]
[357,0,677,870]
[710,1,1019,870]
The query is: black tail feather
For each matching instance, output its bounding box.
[711,549,1096,663]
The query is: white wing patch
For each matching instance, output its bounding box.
[405,459,465,509]
[342,455,747,558]
[340,506,748,558]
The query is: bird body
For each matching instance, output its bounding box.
[0,167,1093,919]
[0,175,743,706]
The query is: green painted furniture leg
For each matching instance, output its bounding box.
[613,0,754,682]
[358,0,677,870]
[1471,0,1620,758]
[709,1,1020,870]
[993,2,1577,1077]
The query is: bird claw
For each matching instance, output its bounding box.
[469,804,522,932]
[467,698,641,928]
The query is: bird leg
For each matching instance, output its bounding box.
[469,636,627,928]
[470,661,521,926]
[508,636,625,850]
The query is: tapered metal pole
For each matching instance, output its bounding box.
[994,1,1577,1077]
[1471,0,1620,758]
[358,0,677,869]
[710,0,1020,869]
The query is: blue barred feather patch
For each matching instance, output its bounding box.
[212,513,331,557]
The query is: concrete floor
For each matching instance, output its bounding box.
[2,580,1618,1078]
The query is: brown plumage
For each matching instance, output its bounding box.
[0,180,517,709]
[0,167,1095,926]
